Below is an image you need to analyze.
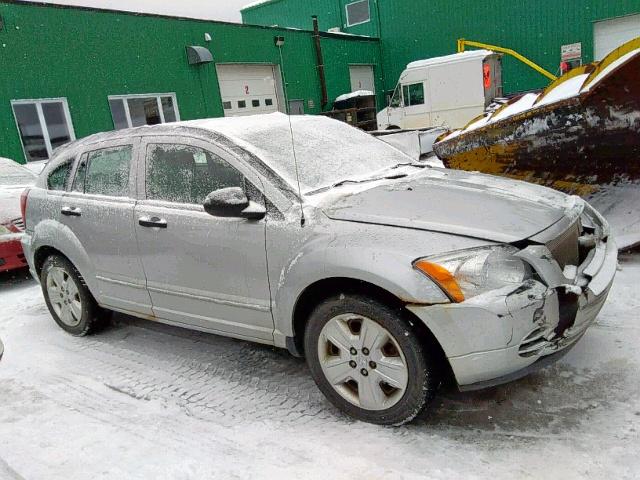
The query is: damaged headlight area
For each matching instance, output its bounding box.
[414,246,532,302]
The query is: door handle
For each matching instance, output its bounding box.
[138,216,168,229]
[61,206,82,217]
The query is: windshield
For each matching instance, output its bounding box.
[199,114,413,194]
[0,159,37,186]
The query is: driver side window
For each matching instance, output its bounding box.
[146,144,244,205]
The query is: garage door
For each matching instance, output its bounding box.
[594,14,640,60]
[216,64,280,117]
[349,65,375,93]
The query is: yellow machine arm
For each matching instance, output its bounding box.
[457,38,558,81]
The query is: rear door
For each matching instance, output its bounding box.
[62,138,152,315]
[133,136,273,342]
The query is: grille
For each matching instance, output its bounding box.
[546,220,580,269]
[10,217,25,231]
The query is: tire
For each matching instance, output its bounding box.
[304,294,439,426]
[41,255,103,336]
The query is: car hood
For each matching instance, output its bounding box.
[320,168,579,243]
[0,186,26,224]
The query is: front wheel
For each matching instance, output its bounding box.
[304,294,439,425]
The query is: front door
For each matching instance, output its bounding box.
[133,136,273,342]
[61,139,153,315]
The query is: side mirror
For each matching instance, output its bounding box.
[203,187,266,220]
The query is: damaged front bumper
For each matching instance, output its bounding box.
[407,220,617,391]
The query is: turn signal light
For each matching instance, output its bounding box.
[414,260,465,303]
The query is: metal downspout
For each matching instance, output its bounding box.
[312,16,329,109]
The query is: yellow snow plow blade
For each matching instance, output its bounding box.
[434,37,640,248]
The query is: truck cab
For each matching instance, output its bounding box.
[377,50,502,130]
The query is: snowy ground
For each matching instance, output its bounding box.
[1,256,639,480]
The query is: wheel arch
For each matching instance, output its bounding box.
[30,221,99,300]
[290,276,453,383]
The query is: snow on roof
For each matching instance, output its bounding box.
[335,90,374,102]
[406,49,495,69]
[23,0,243,23]
[184,113,410,192]
[241,0,278,11]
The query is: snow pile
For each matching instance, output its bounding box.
[334,90,374,102]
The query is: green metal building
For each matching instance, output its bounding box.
[0,0,382,164]
[243,0,640,95]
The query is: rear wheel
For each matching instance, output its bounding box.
[304,294,439,425]
[41,255,103,336]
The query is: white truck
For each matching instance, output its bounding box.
[377,49,503,130]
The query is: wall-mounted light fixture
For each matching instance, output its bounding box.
[204,33,212,42]
[186,45,213,65]
[274,36,285,47]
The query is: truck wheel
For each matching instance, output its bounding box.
[41,255,103,336]
[304,294,439,425]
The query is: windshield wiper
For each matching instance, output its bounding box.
[307,172,411,195]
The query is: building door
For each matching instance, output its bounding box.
[349,65,375,93]
[216,64,280,117]
[594,14,640,60]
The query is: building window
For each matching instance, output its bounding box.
[238,101,246,109]
[265,98,273,106]
[223,101,232,110]
[11,98,75,163]
[345,0,370,27]
[402,83,425,106]
[252,99,260,107]
[108,94,180,130]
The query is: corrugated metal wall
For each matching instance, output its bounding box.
[0,1,382,163]
[377,0,640,94]
[243,0,640,94]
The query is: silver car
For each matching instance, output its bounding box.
[21,114,617,425]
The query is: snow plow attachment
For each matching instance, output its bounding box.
[433,37,640,248]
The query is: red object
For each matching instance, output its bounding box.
[20,188,30,229]
[483,63,491,89]
[0,237,27,272]
[560,61,570,74]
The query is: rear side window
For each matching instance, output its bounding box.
[84,146,132,197]
[47,159,73,191]
[146,144,244,204]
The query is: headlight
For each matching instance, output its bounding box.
[414,246,531,302]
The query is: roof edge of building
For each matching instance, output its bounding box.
[0,0,379,40]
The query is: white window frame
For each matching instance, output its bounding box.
[107,93,181,129]
[11,97,76,163]
[345,0,370,27]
